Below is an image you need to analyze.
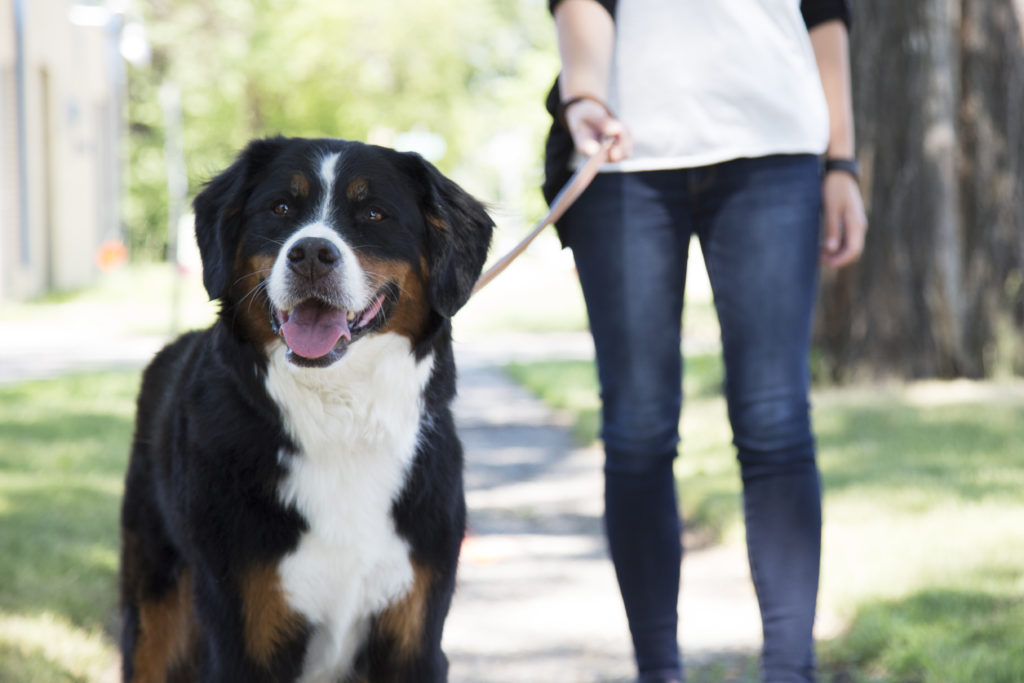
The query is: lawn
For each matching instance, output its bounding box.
[507,355,1024,683]
[0,370,139,682]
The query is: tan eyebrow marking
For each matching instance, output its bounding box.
[290,172,310,198]
[346,178,370,202]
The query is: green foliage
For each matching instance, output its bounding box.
[126,0,559,260]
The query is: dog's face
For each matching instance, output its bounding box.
[193,138,493,366]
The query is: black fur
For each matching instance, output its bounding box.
[120,137,493,682]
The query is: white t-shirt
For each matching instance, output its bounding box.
[601,0,830,172]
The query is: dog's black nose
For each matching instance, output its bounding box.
[287,237,341,280]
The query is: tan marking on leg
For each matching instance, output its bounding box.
[377,562,433,660]
[131,569,196,683]
[240,563,304,668]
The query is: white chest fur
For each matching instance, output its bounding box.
[265,334,434,682]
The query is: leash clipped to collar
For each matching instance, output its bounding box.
[470,136,614,297]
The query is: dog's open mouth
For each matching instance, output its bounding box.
[273,290,388,364]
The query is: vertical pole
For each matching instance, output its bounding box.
[160,81,187,337]
[13,0,30,266]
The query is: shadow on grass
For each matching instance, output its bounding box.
[0,481,122,633]
[0,412,132,475]
[820,582,1024,682]
[0,371,138,652]
[816,402,1024,503]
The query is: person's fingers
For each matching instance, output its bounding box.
[826,205,867,268]
[565,100,631,161]
[820,173,867,268]
[600,119,632,161]
[820,201,843,262]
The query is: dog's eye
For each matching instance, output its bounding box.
[272,202,290,216]
[364,208,385,222]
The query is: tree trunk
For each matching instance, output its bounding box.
[958,0,1024,375]
[815,0,1024,380]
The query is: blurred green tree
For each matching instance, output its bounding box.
[123,0,558,260]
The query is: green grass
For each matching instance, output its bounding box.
[0,371,140,681]
[504,354,1024,683]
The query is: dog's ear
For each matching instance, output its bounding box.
[193,138,285,301]
[404,153,494,318]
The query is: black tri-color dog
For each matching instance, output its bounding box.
[119,137,493,682]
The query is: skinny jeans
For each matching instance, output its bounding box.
[558,154,823,682]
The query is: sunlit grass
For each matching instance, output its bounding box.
[0,612,117,683]
[0,371,139,682]
[504,354,1024,682]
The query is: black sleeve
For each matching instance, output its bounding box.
[549,0,616,19]
[800,0,852,30]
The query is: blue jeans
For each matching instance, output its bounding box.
[559,155,823,682]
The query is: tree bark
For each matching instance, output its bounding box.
[816,0,1024,380]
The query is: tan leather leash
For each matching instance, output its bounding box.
[470,136,614,297]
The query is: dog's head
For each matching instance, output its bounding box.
[193,137,493,367]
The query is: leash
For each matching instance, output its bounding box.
[470,137,614,297]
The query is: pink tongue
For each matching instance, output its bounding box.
[280,301,350,359]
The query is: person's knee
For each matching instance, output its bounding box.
[730,391,811,451]
[730,392,815,476]
[605,446,677,475]
[602,424,680,474]
[601,390,681,463]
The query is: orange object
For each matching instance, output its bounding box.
[96,239,129,272]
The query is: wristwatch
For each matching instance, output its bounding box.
[824,157,860,181]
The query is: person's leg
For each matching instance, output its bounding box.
[560,170,691,681]
[695,155,823,682]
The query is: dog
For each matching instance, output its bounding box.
[119,137,493,682]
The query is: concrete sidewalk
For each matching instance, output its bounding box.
[447,338,762,683]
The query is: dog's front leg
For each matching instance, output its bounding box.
[187,561,310,682]
[358,560,456,683]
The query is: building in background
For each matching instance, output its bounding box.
[1,0,124,302]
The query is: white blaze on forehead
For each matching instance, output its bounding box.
[318,152,341,225]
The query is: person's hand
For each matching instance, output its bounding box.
[820,170,867,268]
[563,98,633,162]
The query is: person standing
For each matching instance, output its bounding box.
[543,1,866,681]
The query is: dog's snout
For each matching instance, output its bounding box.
[287,237,341,280]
